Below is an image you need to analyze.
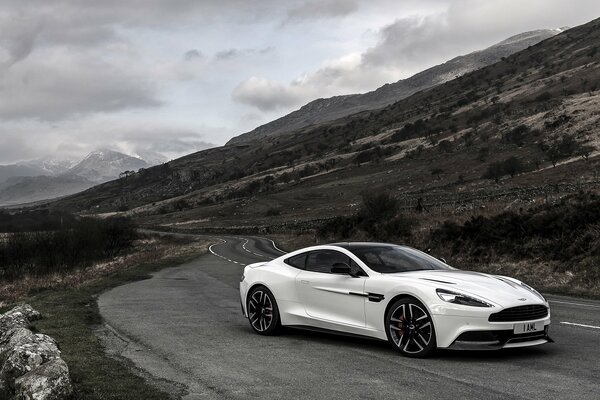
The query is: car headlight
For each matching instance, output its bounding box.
[436,289,493,307]
[518,281,546,302]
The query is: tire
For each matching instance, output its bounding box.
[247,286,281,335]
[385,297,436,357]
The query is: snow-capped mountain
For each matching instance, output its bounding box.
[65,149,149,183]
[0,149,155,206]
[18,157,78,176]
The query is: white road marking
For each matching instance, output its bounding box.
[549,300,600,309]
[238,237,273,259]
[261,237,286,254]
[560,321,600,330]
[209,239,247,266]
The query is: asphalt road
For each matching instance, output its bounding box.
[98,235,600,400]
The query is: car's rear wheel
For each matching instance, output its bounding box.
[247,286,280,335]
[386,297,436,357]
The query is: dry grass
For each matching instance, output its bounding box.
[0,234,212,306]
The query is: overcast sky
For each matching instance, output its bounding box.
[1,0,599,164]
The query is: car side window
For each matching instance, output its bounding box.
[305,250,367,276]
[349,259,368,277]
[284,253,307,269]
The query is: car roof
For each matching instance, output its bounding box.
[330,242,400,250]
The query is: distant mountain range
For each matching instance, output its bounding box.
[0,150,154,206]
[227,28,564,145]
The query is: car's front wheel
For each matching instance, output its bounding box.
[247,286,280,335]
[385,297,436,357]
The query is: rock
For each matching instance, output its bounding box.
[0,328,36,364]
[5,305,42,323]
[14,359,73,400]
[0,334,61,393]
[0,304,42,338]
[0,313,30,337]
[0,305,72,400]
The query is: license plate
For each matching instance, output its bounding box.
[513,321,544,334]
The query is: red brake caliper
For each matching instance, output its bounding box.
[399,314,405,336]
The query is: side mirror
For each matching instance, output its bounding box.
[438,257,447,264]
[331,262,351,274]
[331,262,359,277]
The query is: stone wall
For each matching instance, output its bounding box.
[0,304,73,400]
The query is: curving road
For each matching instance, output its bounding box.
[98,235,600,400]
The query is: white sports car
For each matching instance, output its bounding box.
[239,243,552,357]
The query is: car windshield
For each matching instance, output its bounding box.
[350,246,453,273]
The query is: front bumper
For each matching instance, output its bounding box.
[239,279,249,317]
[447,325,553,350]
[433,313,552,349]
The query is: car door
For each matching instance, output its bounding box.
[295,249,367,327]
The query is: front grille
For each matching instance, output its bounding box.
[506,330,547,344]
[488,305,548,322]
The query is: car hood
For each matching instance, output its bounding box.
[385,270,545,307]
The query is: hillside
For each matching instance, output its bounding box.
[47,18,600,233]
[0,164,49,185]
[227,29,562,145]
[0,175,93,206]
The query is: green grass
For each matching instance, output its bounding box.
[8,251,205,400]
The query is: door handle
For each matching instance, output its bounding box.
[300,280,310,284]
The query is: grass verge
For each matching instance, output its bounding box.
[1,235,212,400]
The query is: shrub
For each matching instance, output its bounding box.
[265,208,281,217]
[483,156,526,181]
[318,192,416,241]
[504,125,529,147]
[429,193,600,263]
[545,134,581,166]
[0,217,138,282]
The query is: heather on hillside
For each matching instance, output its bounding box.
[0,217,138,282]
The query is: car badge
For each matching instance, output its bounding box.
[517,298,526,301]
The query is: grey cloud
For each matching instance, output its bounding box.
[0,55,161,121]
[285,0,359,23]
[184,49,203,61]
[215,49,239,60]
[215,47,274,61]
[1,0,285,30]
[0,18,42,66]
[232,77,304,111]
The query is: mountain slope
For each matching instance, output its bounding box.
[18,157,78,176]
[227,29,563,145]
[49,18,600,227]
[0,175,93,206]
[0,164,49,184]
[65,150,149,183]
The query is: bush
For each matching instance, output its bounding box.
[0,210,77,233]
[265,208,281,216]
[545,134,581,166]
[483,156,526,182]
[358,192,398,222]
[0,217,138,282]
[390,119,428,142]
[504,125,529,147]
[429,193,600,264]
[318,193,417,241]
